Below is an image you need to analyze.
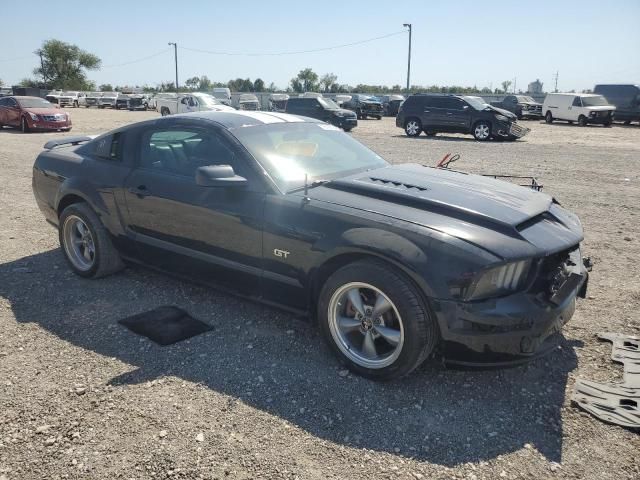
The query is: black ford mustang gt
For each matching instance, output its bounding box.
[32,111,589,379]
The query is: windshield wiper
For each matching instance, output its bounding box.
[288,179,331,194]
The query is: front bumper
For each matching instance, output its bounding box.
[495,121,530,138]
[359,105,383,117]
[28,116,72,131]
[433,251,589,366]
[587,112,614,124]
[331,116,358,129]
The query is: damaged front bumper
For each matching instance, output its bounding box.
[434,250,589,366]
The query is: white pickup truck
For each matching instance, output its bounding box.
[156,92,236,116]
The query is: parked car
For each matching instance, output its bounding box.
[379,95,405,116]
[269,93,289,112]
[397,94,530,141]
[543,93,615,126]
[334,95,352,107]
[238,94,260,110]
[98,92,119,109]
[83,92,102,108]
[212,87,232,106]
[156,93,235,116]
[285,96,357,131]
[115,94,130,110]
[593,84,640,125]
[32,111,589,378]
[45,90,63,105]
[490,95,543,120]
[342,94,384,119]
[58,91,86,108]
[0,96,71,133]
[127,94,151,111]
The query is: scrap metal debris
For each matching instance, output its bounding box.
[572,333,640,429]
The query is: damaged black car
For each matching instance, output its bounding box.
[32,111,589,379]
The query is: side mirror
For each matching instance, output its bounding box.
[462,105,469,110]
[196,165,247,188]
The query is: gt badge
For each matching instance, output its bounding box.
[273,248,290,259]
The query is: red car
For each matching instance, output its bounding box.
[0,96,72,133]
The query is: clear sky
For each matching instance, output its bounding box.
[1,0,638,92]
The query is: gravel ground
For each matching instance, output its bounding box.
[1,108,639,480]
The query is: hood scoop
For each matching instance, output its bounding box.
[369,177,428,192]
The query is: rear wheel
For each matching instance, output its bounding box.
[545,111,553,123]
[318,260,437,380]
[375,115,381,120]
[59,203,124,278]
[472,121,491,141]
[425,131,437,137]
[578,115,588,127]
[20,116,30,133]
[404,118,422,137]
[160,107,170,116]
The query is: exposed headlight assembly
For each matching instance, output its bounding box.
[465,260,532,301]
[28,112,39,121]
[334,111,345,117]
[495,114,510,122]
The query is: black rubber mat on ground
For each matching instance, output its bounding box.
[118,306,213,345]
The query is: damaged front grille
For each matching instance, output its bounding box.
[531,245,581,300]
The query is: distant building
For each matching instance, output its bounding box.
[527,79,543,94]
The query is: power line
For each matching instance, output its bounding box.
[101,48,172,68]
[179,30,406,57]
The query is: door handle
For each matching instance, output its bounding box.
[128,185,148,197]
[423,110,430,113]
[446,112,453,115]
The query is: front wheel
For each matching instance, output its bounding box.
[545,111,553,124]
[20,116,30,133]
[472,121,491,141]
[318,260,437,380]
[578,115,588,127]
[59,203,124,278]
[375,115,381,120]
[73,101,79,108]
[160,107,170,116]
[404,118,422,137]
[343,127,353,132]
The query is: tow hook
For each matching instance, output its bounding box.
[583,257,593,272]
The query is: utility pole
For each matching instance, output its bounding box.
[554,71,559,92]
[168,42,178,91]
[38,50,46,89]
[403,23,412,93]
[513,77,517,93]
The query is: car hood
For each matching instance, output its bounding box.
[585,105,616,111]
[305,164,583,258]
[332,108,356,116]
[521,101,542,106]
[485,105,517,119]
[24,107,65,115]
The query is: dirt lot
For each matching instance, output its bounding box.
[1,108,639,480]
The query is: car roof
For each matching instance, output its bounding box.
[169,110,320,129]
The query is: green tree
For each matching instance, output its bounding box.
[99,84,113,91]
[290,68,318,93]
[319,73,338,93]
[32,39,100,90]
[199,75,212,91]
[253,78,265,92]
[185,76,200,90]
[0,78,3,87]
[501,80,512,94]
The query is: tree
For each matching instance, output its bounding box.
[319,73,338,93]
[185,76,200,90]
[253,78,265,92]
[99,84,113,92]
[501,80,512,94]
[199,75,212,91]
[32,39,100,90]
[0,78,3,87]
[290,68,319,93]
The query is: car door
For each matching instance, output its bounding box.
[570,96,582,121]
[0,97,8,125]
[2,98,21,126]
[122,119,265,296]
[441,97,471,131]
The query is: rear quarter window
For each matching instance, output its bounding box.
[86,133,124,161]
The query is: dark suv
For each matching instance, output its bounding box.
[285,97,357,131]
[396,94,530,141]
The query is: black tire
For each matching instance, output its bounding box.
[404,118,422,137]
[73,100,79,108]
[568,121,574,124]
[318,259,438,380]
[623,120,631,125]
[425,131,437,137]
[59,203,124,279]
[160,107,170,116]
[603,120,612,127]
[375,115,381,120]
[20,116,30,133]
[578,115,588,127]
[85,105,90,108]
[472,120,491,141]
[545,111,553,124]
[343,127,353,133]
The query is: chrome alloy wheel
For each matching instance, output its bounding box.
[474,123,490,140]
[328,282,405,369]
[62,215,96,271]
[405,120,420,136]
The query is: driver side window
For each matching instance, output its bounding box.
[139,128,241,178]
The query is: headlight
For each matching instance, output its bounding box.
[589,111,596,116]
[522,105,529,110]
[465,260,531,301]
[28,112,39,121]
[334,111,345,117]
[495,114,510,122]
